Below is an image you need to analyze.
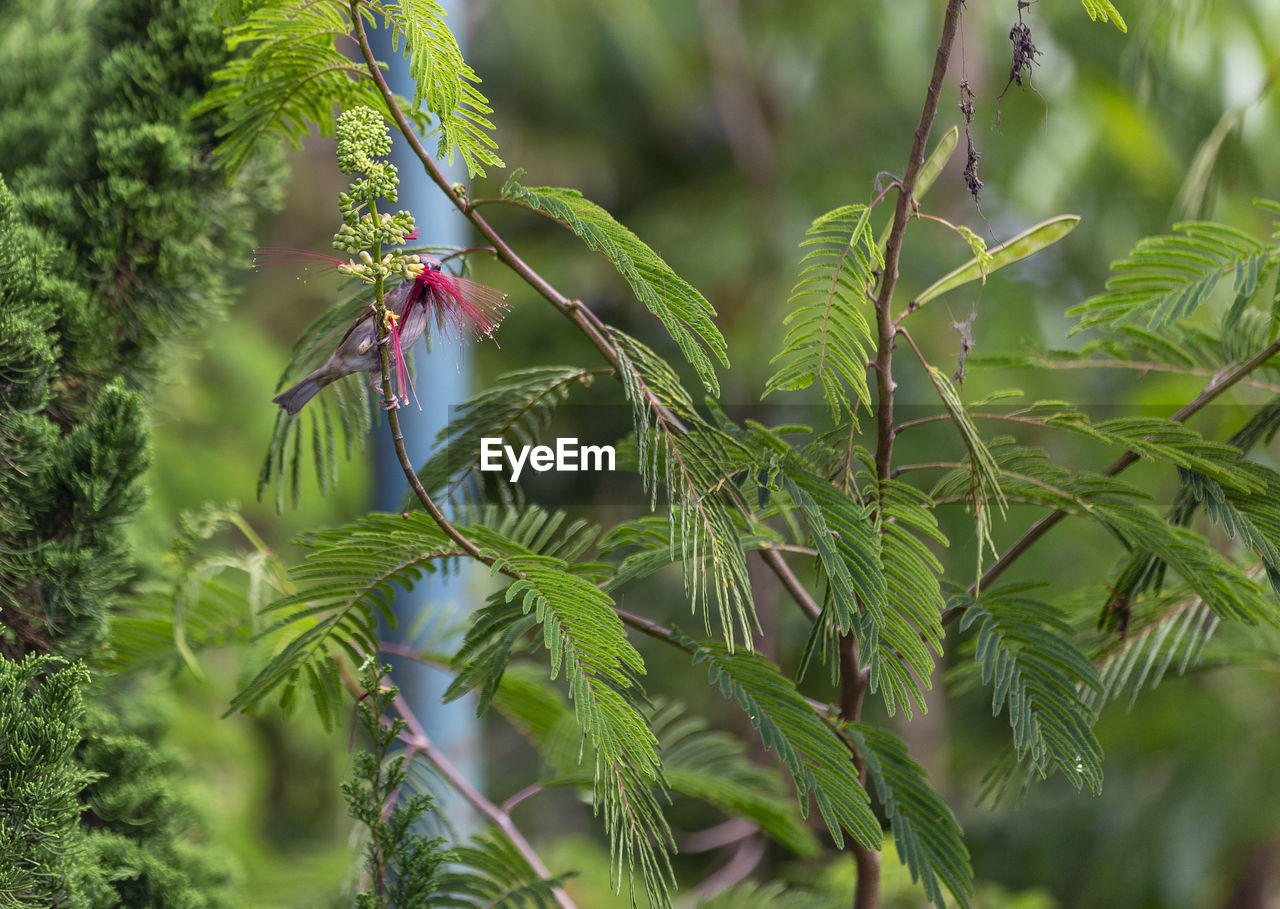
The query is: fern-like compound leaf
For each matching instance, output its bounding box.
[1068,220,1272,333]
[229,512,452,726]
[200,0,502,176]
[675,629,883,852]
[410,365,607,508]
[860,453,949,718]
[955,586,1104,792]
[842,723,974,908]
[385,1,504,177]
[502,179,729,395]
[435,827,570,907]
[490,555,675,906]
[766,204,882,419]
[612,332,758,649]
[1080,0,1128,32]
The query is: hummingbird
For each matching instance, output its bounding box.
[272,257,508,415]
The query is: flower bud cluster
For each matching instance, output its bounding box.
[335,106,391,172]
[337,250,426,285]
[332,208,416,253]
[332,106,421,283]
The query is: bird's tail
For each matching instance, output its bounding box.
[272,375,326,415]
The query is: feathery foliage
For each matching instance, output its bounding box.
[1082,593,1219,711]
[490,672,820,858]
[501,177,728,395]
[954,585,1104,793]
[258,283,378,510]
[446,508,604,711]
[1080,0,1128,31]
[1092,502,1275,627]
[782,464,886,682]
[613,331,758,649]
[434,829,569,907]
[201,0,502,176]
[841,723,973,909]
[199,1,384,173]
[1068,219,1274,333]
[922,366,1006,583]
[650,699,821,857]
[229,512,452,726]
[383,0,503,176]
[109,506,288,676]
[765,204,881,419]
[675,630,882,851]
[488,555,675,906]
[863,457,948,718]
[164,0,1280,902]
[1101,402,1280,624]
[412,365,609,507]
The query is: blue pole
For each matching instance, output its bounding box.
[369,0,481,836]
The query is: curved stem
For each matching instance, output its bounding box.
[393,694,578,909]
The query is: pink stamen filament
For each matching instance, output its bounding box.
[385,310,421,411]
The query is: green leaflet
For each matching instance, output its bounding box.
[386,1,503,177]
[765,204,882,419]
[613,332,759,650]
[1082,592,1220,712]
[782,466,886,681]
[228,512,452,727]
[1093,502,1275,626]
[258,284,376,510]
[200,0,502,176]
[870,476,947,717]
[434,828,570,907]
[923,366,1007,586]
[501,179,729,395]
[842,723,973,909]
[676,629,883,852]
[912,215,1080,310]
[508,688,822,859]
[409,365,606,509]
[446,507,606,711]
[493,555,675,907]
[1080,0,1127,32]
[1067,220,1273,334]
[652,699,820,857]
[956,586,1104,793]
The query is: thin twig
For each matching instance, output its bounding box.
[500,782,545,814]
[392,694,578,909]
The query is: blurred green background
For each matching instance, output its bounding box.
[140,0,1279,905]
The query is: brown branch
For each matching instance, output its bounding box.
[857,1,967,905]
[757,548,822,622]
